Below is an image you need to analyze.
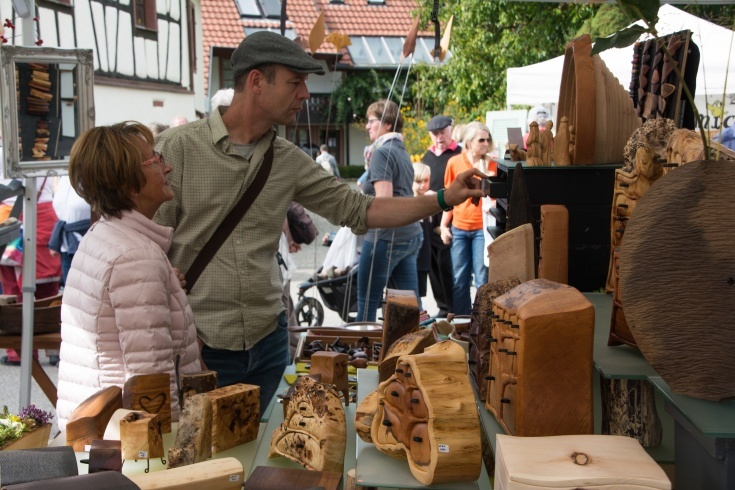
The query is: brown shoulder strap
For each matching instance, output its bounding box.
[184,132,276,291]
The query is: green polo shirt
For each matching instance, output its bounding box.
[154,106,372,350]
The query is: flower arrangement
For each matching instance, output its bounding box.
[0,405,53,448]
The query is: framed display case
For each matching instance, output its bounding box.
[0,46,95,178]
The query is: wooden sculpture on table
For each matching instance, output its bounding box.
[369,341,481,485]
[525,121,543,166]
[485,279,594,437]
[553,116,571,166]
[168,394,213,468]
[206,384,260,453]
[269,376,346,473]
[539,120,554,165]
[557,34,641,165]
[537,204,568,284]
[119,411,164,462]
[379,289,420,363]
[123,373,172,434]
[309,351,350,405]
[66,386,123,451]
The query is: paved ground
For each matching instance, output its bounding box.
[0,180,439,439]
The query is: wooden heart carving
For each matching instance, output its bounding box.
[139,393,166,414]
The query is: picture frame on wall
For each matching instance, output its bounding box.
[0,45,95,178]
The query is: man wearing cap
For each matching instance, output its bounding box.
[154,31,485,411]
[421,115,462,317]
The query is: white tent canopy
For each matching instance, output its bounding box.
[506,5,735,112]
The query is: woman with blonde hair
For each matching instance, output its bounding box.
[56,121,201,430]
[440,121,496,315]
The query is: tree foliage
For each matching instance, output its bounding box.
[412,1,599,121]
[331,69,405,124]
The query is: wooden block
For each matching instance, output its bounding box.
[168,394,213,468]
[119,411,164,460]
[88,439,122,473]
[269,376,346,473]
[309,351,350,405]
[487,223,535,284]
[537,205,568,284]
[244,466,342,490]
[128,457,244,490]
[123,373,172,434]
[495,434,670,489]
[378,328,434,383]
[206,384,260,453]
[371,341,482,485]
[66,386,123,451]
[179,370,218,408]
[379,289,419,363]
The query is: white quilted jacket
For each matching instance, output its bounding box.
[56,210,201,430]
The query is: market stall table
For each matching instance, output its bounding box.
[0,332,60,405]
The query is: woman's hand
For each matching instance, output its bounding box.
[440,225,452,245]
[173,267,187,290]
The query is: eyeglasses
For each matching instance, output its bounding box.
[366,118,381,125]
[142,151,165,167]
[476,138,491,143]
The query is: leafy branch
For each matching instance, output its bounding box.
[591,0,710,159]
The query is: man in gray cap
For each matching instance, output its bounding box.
[421,115,462,317]
[154,31,485,411]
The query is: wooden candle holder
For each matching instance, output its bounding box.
[119,411,164,460]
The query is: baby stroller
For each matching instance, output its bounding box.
[294,265,359,326]
[294,227,362,326]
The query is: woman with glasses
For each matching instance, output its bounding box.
[356,100,423,322]
[440,121,496,315]
[55,121,202,431]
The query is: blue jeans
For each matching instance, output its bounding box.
[201,312,290,417]
[356,234,423,322]
[451,226,488,315]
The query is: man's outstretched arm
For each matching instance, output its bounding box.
[365,168,487,229]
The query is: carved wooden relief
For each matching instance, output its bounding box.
[269,376,346,473]
[371,341,482,485]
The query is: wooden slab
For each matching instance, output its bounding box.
[537,204,568,284]
[127,457,245,490]
[206,384,260,453]
[487,223,535,284]
[379,289,419,363]
[179,370,218,408]
[168,394,213,468]
[243,466,342,490]
[123,374,172,434]
[66,386,123,451]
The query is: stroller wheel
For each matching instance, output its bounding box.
[295,297,324,327]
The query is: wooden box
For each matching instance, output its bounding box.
[495,434,670,489]
[485,279,594,437]
[206,384,260,453]
[295,329,382,363]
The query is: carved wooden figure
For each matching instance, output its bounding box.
[206,384,260,453]
[508,144,526,161]
[309,351,350,405]
[539,120,554,165]
[371,341,482,485]
[379,289,420,363]
[179,370,218,408]
[119,411,164,461]
[553,116,571,166]
[66,386,123,451]
[123,373,172,434]
[525,121,543,166]
[269,376,346,473]
[168,394,213,468]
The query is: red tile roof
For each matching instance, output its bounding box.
[202,0,431,91]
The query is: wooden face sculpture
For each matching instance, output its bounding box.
[269,376,346,473]
[369,341,482,485]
